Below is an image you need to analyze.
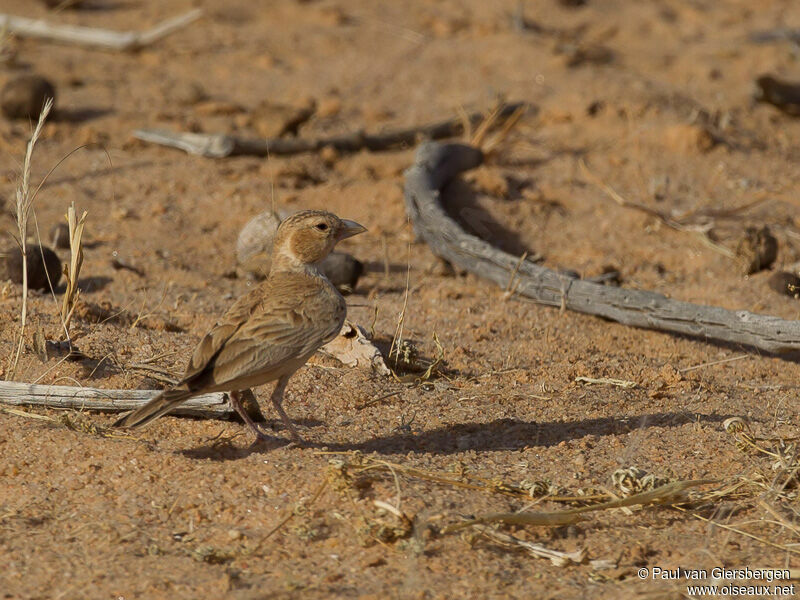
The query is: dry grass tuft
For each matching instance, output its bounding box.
[59,202,87,342]
[7,98,53,380]
[469,101,526,155]
[310,440,800,561]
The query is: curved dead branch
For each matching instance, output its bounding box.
[133,103,527,158]
[404,142,800,354]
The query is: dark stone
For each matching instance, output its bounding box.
[754,75,800,116]
[1,245,62,291]
[320,252,364,294]
[1,75,57,121]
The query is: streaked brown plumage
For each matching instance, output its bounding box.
[113,210,366,442]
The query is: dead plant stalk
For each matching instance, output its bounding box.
[388,221,412,364]
[9,98,53,379]
[60,202,87,341]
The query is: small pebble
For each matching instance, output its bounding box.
[1,245,62,291]
[1,75,57,121]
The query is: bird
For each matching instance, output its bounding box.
[113,210,366,443]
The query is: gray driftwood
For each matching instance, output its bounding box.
[0,321,388,418]
[0,9,202,51]
[134,103,528,158]
[404,142,800,353]
[0,381,263,420]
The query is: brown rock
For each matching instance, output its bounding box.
[735,225,777,275]
[1,75,57,121]
[1,245,62,291]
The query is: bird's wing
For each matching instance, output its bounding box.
[181,285,267,384]
[184,274,344,389]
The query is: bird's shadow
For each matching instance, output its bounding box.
[179,411,729,462]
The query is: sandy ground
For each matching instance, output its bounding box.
[1,0,800,598]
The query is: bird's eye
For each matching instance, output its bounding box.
[315,223,329,231]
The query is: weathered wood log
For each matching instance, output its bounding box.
[0,9,202,51]
[404,142,800,353]
[0,381,244,418]
[0,321,388,419]
[133,103,529,158]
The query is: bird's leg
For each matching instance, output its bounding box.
[270,375,303,443]
[229,390,271,440]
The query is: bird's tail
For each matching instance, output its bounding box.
[113,388,195,429]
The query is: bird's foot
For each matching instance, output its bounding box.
[283,437,306,449]
[284,422,306,445]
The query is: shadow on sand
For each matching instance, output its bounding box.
[180,411,729,461]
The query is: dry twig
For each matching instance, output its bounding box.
[471,525,587,566]
[0,10,202,51]
[134,103,530,158]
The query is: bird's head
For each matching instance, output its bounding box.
[271,210,366,270]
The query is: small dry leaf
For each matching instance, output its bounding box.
[320,321,390,376]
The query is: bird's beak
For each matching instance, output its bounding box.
[337,219,367,240]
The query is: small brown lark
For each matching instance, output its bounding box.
[114,210,366,443]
